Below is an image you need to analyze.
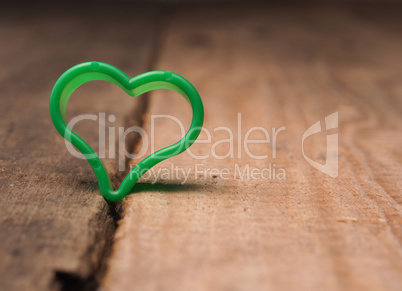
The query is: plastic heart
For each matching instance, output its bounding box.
[50,62,204,202]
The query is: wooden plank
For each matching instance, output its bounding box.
[0,8,157,291]
[104,4,402,291]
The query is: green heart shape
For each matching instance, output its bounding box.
[50,62,204,202]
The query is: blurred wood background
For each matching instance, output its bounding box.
[0,2,401,291]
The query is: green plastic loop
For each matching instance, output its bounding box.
[49,62,204,202]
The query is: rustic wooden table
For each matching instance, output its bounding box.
[0,3,401,291]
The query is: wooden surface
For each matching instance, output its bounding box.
[0,4,401,291]
[0,9,156,290]
[104,5,402,291]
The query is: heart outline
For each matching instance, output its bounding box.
[50,62,204,202]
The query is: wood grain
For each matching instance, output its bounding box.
[104,5,402,291]
[0,8,156,290]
